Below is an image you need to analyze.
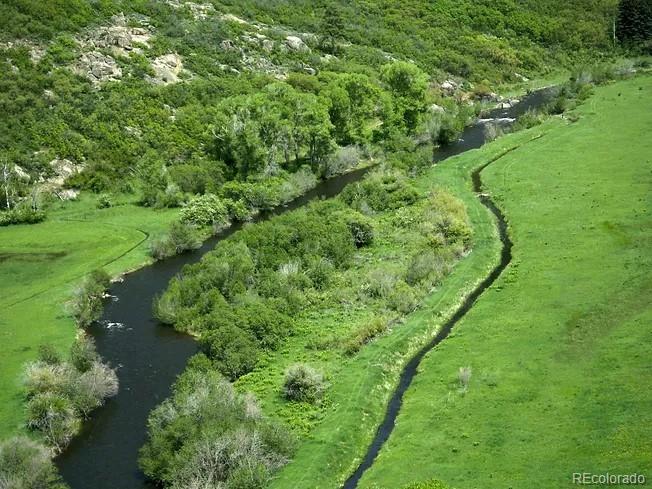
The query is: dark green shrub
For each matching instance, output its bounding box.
[282,364,326,403]
[180,194,228,227]
[0,207,47,226]
[68,269,111,328]
[26,392,80,451]
[345,212,375,247]
[139,369,294,488]
[0,437,68,489]
[149,221,202,260]
[200,325,259,380]
[96,194,113,209]
[343,318,389,355]
[38,344,61,365]
[69,335,99,373]
[388,280,418,313]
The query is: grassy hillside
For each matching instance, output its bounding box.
[358,76,652,488]
[0,196,176,437]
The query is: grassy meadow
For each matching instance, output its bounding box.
[268,127,558,489]
[358,76,652,488]
[0,196,176,437]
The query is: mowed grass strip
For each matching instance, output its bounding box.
[359,76,652,488]
[0,195,176,437]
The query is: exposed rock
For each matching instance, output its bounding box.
[220,39,236,51]
[0,40,45,64]
[49,159,82,185]
[55,189,80,201]
[440,80,458,93]
[148,53,185,84]
[13,165,30,181]
[78,13,151,58]
[303,66,317,76]
[262,39,275,52]
[428,104,445,114]
[320,53,337,63]
[76,51,122,84]
[221,13,249,25]
[514,72,529,82]
[285,35,309,52]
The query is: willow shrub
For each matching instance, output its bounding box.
[140,366,295,489]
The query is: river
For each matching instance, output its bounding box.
[56,87,555,489]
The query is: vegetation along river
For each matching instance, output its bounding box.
[56,88,555,489]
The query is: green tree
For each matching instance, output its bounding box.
[320,3,345,53]
[381,61,429,133]
[616,0,652,46]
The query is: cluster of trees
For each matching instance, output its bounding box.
[24,337,118,452]
[154,199,371,379]
[154,166,472,382]
[139,362,295,489]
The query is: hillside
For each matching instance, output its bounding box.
[0,0,616,199]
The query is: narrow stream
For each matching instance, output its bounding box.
[56,89,555,489]
[342,91,555,489]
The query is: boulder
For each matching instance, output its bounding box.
[13,165,30,181]
[285,35,309,52]
[428,104,445,114]
[440,80,458,92]
[149,53,184,84]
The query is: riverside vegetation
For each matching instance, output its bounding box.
[142,163,473,487]
[0,0,650,487]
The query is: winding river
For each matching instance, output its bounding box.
[56,88,555,489]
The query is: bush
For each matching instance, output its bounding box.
[38,345,61,366]
[387,280,418,313]
[0,207,47,226]
[180,193,228,227]
[68,269,111,328]
[96,194,113,209]
[282,364,326,403]
[341,169,420,212]
[149,221,202,260]
[406,251,449,286]
[139,369,295,488]
[24,338,118,451]
[27,392,80,451]
[0,437,68,489]
[69,335,99,373]
[344,211,375,247]
[343,318,389,355]
[200,325,259,380]
[321,146,362,178]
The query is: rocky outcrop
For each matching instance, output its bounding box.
[148,53,186,84]
[285,36,309,52]
[440,80,458,93]
[76,51,122,84]
[79,13,151,57]
[166,0,215,20]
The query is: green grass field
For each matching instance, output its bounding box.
[0,195,176,437]
[358,76,652,488]
[269,126,558,489]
